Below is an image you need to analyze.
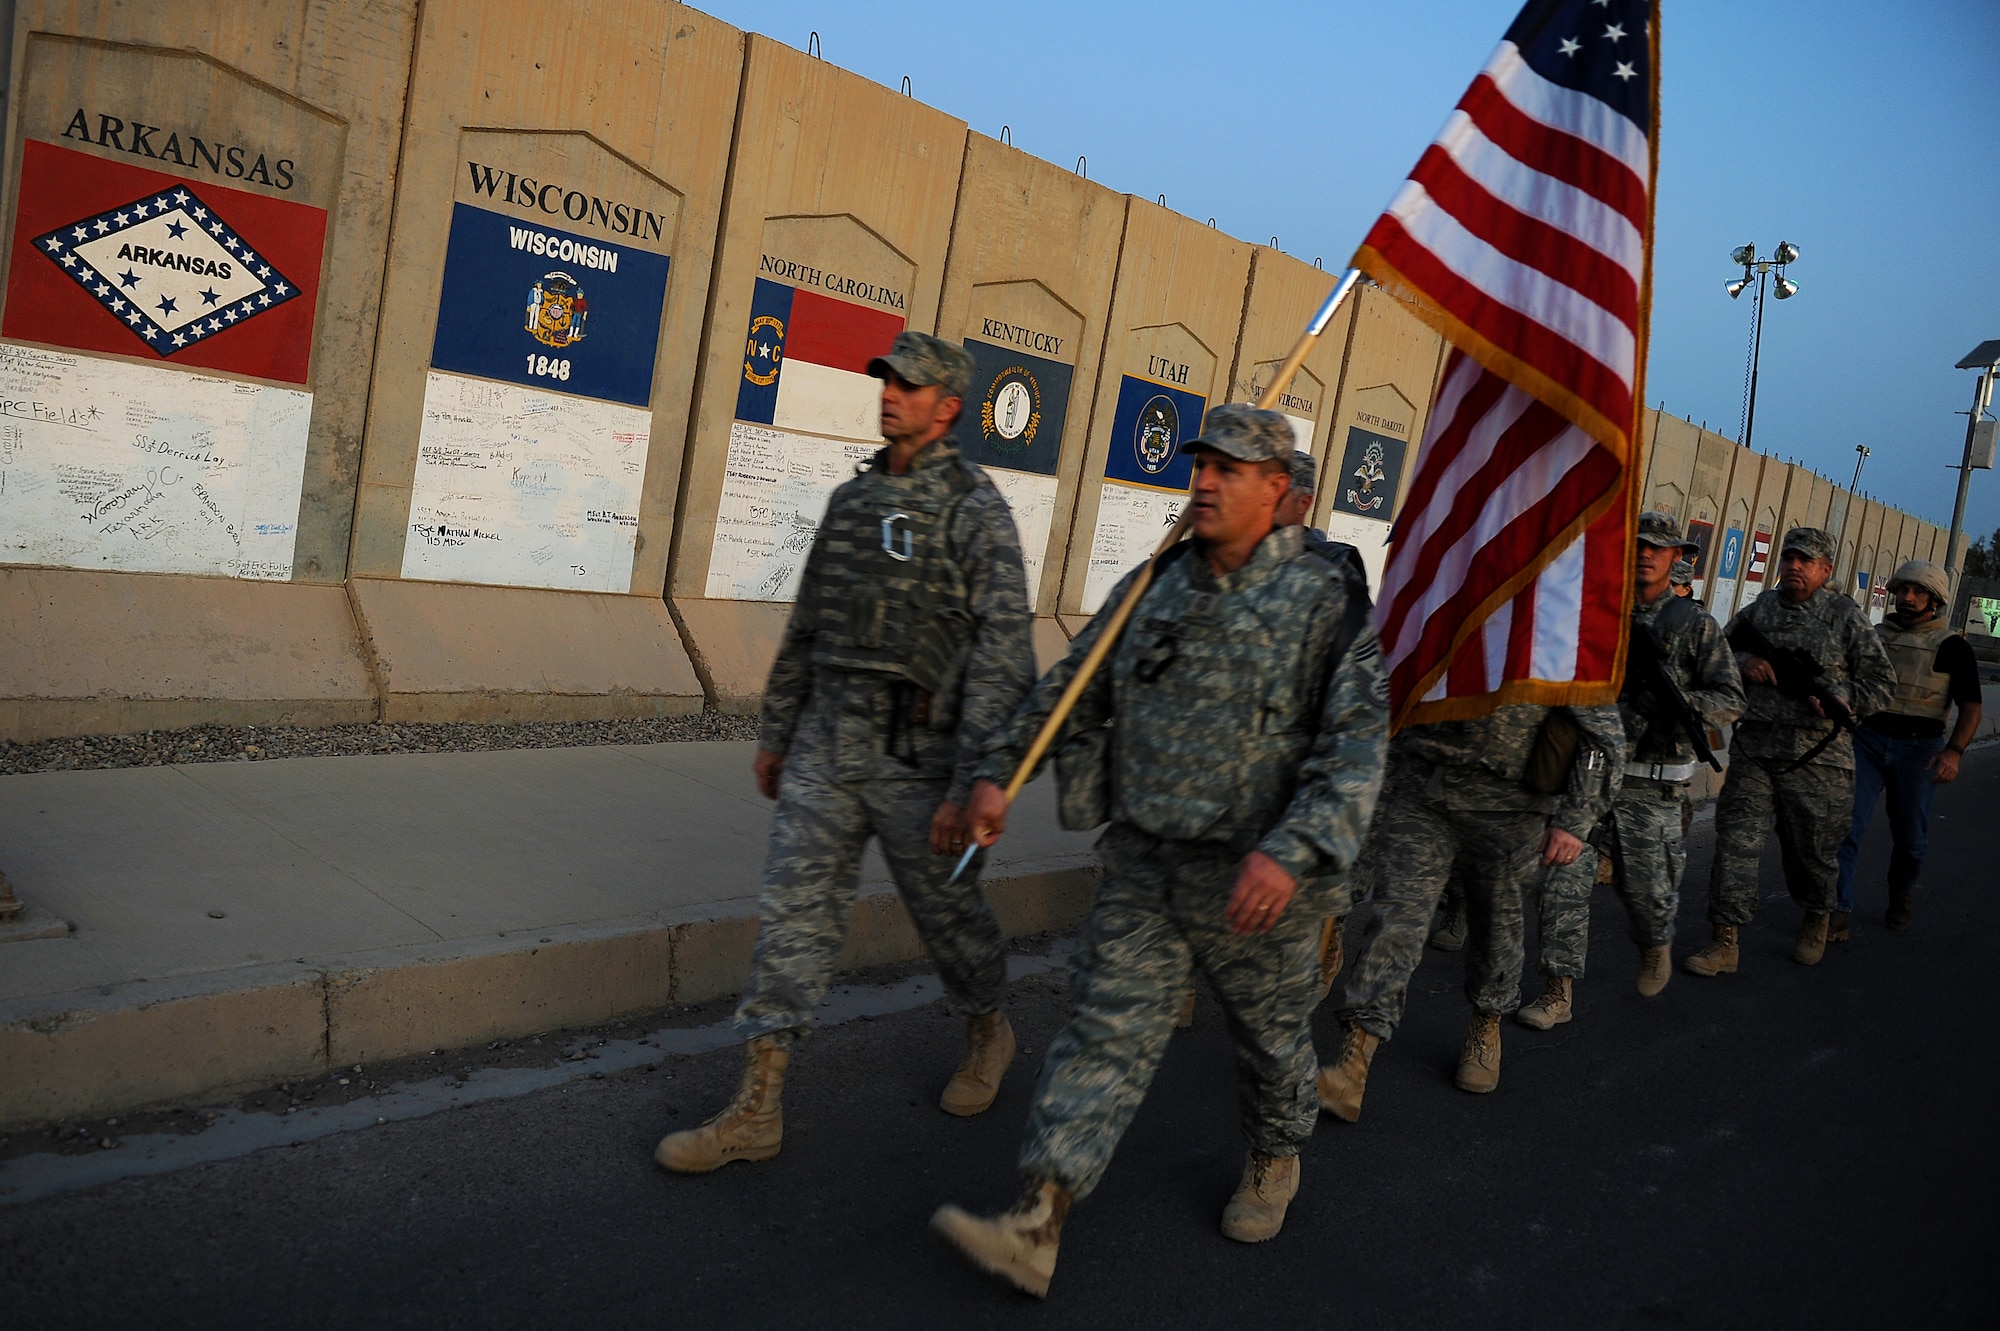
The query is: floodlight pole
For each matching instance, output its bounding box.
[1741,266,1769,453]
[1943,359,1997,621]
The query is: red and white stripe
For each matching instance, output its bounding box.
[1361,30,1652,722]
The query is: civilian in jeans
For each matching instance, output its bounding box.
[1834,560,1984,937]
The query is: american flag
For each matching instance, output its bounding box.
[1358,0,1656,725]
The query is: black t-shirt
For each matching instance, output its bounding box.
[1865,630,1984,740]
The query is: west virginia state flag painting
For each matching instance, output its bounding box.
[1359,0,1658,727]
[4,139,326,385]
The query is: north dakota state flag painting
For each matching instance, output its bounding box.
[3,139,327,384]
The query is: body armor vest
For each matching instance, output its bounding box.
[806,448,979,729]
[1876,619,1953,721]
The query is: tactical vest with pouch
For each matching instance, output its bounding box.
[1876,619,1953,722]
[806,447,980,731]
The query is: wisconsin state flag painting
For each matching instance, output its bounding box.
[734,276,903,442]
[3,139,326,385]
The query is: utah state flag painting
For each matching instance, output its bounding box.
[3,139,326,385]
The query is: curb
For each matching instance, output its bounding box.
[0,857,1099,1130]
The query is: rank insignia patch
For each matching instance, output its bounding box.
[31,185,302,355]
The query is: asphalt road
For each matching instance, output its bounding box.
[3,748,1995,1329]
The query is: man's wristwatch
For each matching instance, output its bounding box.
[1946,743,1966,756]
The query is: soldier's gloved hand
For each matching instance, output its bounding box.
[753,749,785,800]
[1541,827,1585,866]
[930,801,969,857]
[1225,852,1297,936]
[967,779,1010,849]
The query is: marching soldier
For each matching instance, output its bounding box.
[655,332,1036,1174]
[1832,559,1983,936]
[931,406,1387,1296]
[1684,527,1895,976]
[1321,701,1621,1112]
[1516,513,1745,1029]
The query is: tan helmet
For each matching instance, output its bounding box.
[1885,559,1950,606]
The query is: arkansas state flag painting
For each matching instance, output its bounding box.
[3,139,326,385]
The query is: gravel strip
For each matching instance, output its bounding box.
[0,713,761,776]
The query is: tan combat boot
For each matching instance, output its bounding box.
[1316,1022,1381,1122]
[1635,945,1671,997]
[931,1178,1071,1299]
[1827,911,1851,943]
[654,1035,788,1173]
[1886,889,1914,932]
[1516,976,1573,1030]
[1456,1011,1502,1094]
[1793,911,1829,966]
[940,1011,1016,1117]
[1682,925,1739,976]
[1220,1151,1300,1243]
[1316,916,1345,1000]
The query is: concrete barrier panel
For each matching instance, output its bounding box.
[0,4,418,740]
[347,577,702,723]
[1057,200,1252,620]
[1311,286,1446,592]
[342,0,743,722]
[669,36,968,706]
[0,567,375,741]
[933,133,1124,617]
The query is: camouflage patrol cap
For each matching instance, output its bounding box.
[1181,403,1295,464]
[1286,451,1318,492]
[1886,558,1950,603]
[1779,526,1836,563]
[1635,509,1699,550]
[866,331,974,400]
[1670,558,1695,586]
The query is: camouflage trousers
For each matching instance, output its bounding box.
[1019,822,1321,1200]
[1534,781,1687,977]
[734,729,1005,1044]
[1337,763,1549,1039]
[1707,755,1852,925]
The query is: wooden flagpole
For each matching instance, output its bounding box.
[947,269,1364,882]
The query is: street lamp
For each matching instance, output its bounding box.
[1943,338,2000,618]
[1840,443,1871,597]
[1726,241,1801,453]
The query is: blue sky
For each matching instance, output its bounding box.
[692,0,2000,545]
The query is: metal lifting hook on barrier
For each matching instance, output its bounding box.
[945,267,1365,886]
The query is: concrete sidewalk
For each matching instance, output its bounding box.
[0,742,1100,1127]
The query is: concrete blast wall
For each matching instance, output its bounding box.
[1638,407,1953,626]
[0,2,418,740]
[0,4,1956,741]
[343,0,741,722]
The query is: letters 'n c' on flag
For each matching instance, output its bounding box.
[1357,0,1658,726]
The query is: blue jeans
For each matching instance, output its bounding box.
[1835,727,1944,912]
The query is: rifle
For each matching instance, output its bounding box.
[1627,624,1723,772]
[1726,620,1855,769]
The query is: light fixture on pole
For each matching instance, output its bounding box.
[1839,443,1871,597]
[1726,241,1802,453]
[1944,339,2000,620]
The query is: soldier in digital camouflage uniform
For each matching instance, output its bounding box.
[1516,513,1745,1030]
[1322,699,1623,1115]
[656,332,1036,1176]
[1685,526,1896,974]
[930,405,1387,1298]
[1671,558,1697,601]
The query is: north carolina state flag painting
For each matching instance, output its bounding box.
[3,139,326,384]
